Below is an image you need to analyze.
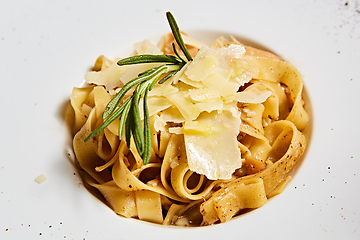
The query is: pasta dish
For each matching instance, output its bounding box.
[67,12,309,226]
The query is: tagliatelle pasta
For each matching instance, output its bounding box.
[68,30,309,226]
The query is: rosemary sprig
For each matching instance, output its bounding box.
[84,12,192,165]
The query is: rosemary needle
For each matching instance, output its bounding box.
[142,88,151,164]
[84,12,192,165]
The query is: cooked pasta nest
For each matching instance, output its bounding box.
[66,32,310,226]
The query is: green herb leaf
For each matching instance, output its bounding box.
[118,97,133,140]
[158,70,178,84]
[117,54,183,66]
[166,12,193,62]
[171,43,185,63]
[142,88,151,164]
[130,100,144,157]
[125,111,133,149]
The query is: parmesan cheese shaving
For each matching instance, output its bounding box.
[139,96,173,120]
[235,87,272,103]
[164,91,201,121]
[178,74,206,88]
[188,88,220,102]
[200,68,239,97]
[160,106,186,123]
[185,48,218,81]
[184,110,242,180]
[35,174,47,184]
[85,60,130,91]
[134,39,162,55]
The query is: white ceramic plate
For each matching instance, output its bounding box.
[1,0,359,239]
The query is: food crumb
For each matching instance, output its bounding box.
[35,174,47,184]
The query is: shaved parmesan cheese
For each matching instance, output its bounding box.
[164,91,200,121]
[183,120,221,135]
[194,99,223,113]
[201,68,239,97]
[160,106,186,123]
[148,78,179,97]
[218,44,246,60]
[139,96,173,119]
[185,44,245,83]
[85,61,130,91]
[157,44,258,180]
[134,39,162,55]
[235,87,272,103]
[178,74,206,88]
[231,58,259,86]
[185,49,218,81]
[184,110,242,180]
[35,174,47,184]
[189,87,220,102]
